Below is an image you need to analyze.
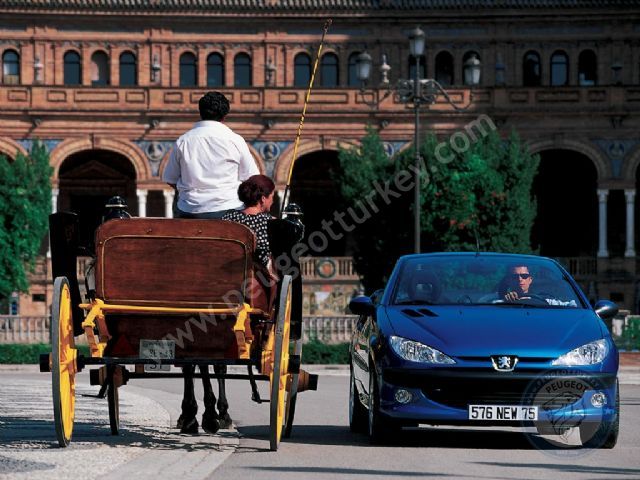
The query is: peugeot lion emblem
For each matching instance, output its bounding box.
[491,355,518,372]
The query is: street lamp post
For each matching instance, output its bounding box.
[356,27,480,254]
[408,26,425,254]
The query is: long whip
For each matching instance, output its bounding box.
[279,18,332,218]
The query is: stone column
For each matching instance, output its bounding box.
[163,189,175,218]
[136,188,148,218]
[597,189,609,258]
[51,188,59,214]
[625,189,636,257]
[47,188,60,258]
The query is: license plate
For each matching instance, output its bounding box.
[139,339,175,372]
[468,405,538,421]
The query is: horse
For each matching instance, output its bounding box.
[177,365,232,434]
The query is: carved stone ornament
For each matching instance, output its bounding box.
[252,141,290,177]
[137,140,173,177]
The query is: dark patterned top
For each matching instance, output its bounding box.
[222,210,272,267]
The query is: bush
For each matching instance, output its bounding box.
[301,341,350,364]
[0,343,90,364]
[614,317,640,351]
[0,341,348,364]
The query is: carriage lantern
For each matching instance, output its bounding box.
[102,196,131,223]
[283,203,304,238]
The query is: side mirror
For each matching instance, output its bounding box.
[349,295,374,316]
[594,300,619,321]
[370,288,385,305]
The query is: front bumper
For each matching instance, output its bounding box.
[379,368,618,427]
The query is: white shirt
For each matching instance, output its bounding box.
[163,120,259,213]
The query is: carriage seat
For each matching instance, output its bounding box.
[95,218,269,311]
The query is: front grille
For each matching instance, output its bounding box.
[383,369,613,411]
[423,379,579,410]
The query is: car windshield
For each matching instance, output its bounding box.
[391,255,584,308]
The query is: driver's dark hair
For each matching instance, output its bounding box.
[198,91,230,121]
[508,263,531,274]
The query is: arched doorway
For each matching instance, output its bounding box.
[58,149,137,248]
[289,150,346,256]
[532,149,598,257]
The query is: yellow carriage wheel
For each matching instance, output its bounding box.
[269,274,292,451]
[283,338,303,439]
[51,277,77,447]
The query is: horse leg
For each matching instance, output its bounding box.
[178,365,199,433]
[215,365,233,429]
[200,364,220,434]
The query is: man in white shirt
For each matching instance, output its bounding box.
[163,91,259,218]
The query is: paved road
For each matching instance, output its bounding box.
[2,368,639,479]
[219,377,640,480]
[134,369,640,480]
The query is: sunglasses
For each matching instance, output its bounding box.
[511,273,532,280]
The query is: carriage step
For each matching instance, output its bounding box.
[297,370,318,392]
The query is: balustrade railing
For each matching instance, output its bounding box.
[0,316,50,344]
[302,315,358,344]
[0,314,359,345]
[554,256,597,278]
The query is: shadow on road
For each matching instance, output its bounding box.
[244,466,458,477]
[235,423,576,450]
[0,415,236,452]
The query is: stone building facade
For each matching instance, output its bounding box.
[0,0,639,314]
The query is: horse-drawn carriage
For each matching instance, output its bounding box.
[40,206,317,451]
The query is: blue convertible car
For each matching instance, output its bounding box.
[349,253,619,448]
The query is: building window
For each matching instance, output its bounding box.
[207,53,224,87]
[234,53,252,87]
[347,52,361,87]
[91,51,109,86]
[119,51,137,86]
[578,49,597,86]
[2,49,19,85]
[523,51,541,86]
[435,51,454,86]
[180,52,197,87]
[64,51,81,85]
[550,50,569,86]
[408,55,426,80]
[294,52,311,87]
[320,52,339,87]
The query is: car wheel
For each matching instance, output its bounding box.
[349,366,367,433]
[579,382,619,449]
[368,368,397,444]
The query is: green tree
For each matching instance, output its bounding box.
[336,127,413,292]
[413,128,539,253]
[337,127,539,291]
[0,141,53,302]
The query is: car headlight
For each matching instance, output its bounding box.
[551,339,609,366]
[389,336,455,364]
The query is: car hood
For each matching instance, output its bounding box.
[385,305,604,358]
